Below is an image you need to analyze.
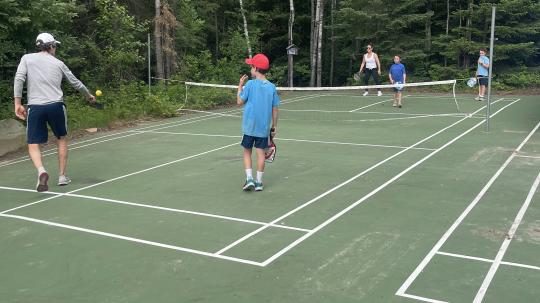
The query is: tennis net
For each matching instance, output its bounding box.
[175,79,476,123]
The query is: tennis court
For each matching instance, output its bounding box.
[0,91,539,302]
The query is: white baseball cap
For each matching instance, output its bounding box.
[36,33,61,46]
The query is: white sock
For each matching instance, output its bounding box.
[245,169,253,180]
[37,166,46,175]
[256,171,264,183]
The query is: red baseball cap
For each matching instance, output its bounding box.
[245,54,270,70]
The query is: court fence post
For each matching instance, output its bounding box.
[486,5,496,132]
[148,33,151,96]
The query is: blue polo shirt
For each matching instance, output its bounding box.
[238,79,280,138]
[390,63,406,83]
[477,55,490,76]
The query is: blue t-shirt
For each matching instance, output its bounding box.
[477,55,490,76]
[238,79,280,138]
[389,63,406,83]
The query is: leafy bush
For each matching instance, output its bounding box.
[498,70,540,88]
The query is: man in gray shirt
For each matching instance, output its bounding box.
[14,33,96,192]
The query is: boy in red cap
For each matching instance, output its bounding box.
[237,54,280,191]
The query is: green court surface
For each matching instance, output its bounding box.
[0,93,539,302]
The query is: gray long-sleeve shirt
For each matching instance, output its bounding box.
[14,52,90,105]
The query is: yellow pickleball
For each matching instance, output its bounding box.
[95,90,102,97]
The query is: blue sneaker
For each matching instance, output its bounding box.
[255,181,264,191]
[243,178,255,191]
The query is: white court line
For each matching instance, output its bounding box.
[396,114,537,299]
[0,186,310,233]
[178,109,241,118]
[349,96,406,112]
[395,95,479,100]
[0,213,264,267]
[502,261,540,271]
[280,108,475,118]
[436,251,493,263]
[128,130,437,151]
[339,114,475,123]
[213,98,507,256]
[436,251,540,271]
[0,142,239,215]
[348,112,484,120]
[397,293,448,303]
[0,93,324,168]
[515,154,540,160]
[473,171,540,302]
[262,99,520,267]
[280,112,484,122]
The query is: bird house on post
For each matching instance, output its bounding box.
[286,44,298,88]
[286,44,298,56]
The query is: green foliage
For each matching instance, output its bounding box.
[498,69,540,88]
[64,82,179,131]
[91,0,148,84]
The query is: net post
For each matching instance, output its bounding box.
[486,5,496,132]
[182,82,188,109]
[452,80,460,112]
[147,33,151,96]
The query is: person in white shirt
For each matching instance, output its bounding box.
[359,44,382,96]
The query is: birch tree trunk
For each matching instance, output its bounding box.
[287,0,295,87]
[465,0,473,68]
[315,0,324,87]
[329,0,336,86]
[310,0,316,87]
[446,0,450,35]
[215,12,219,58]
[239,0,252,58]
[445,0,449,66]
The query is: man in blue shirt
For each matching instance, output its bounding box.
[475,49,490,101]
[237,54,280,191]
[389,55,406,108]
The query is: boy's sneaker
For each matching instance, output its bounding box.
[36,172,49,192]
[243,178,255,191]
[255,181,264,191]
[393,102,397,107]
[377,91,382,97]
[474,95,484,101]
[363,91,369,96]
[58,175,72,186]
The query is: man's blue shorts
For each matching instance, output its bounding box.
[241,134,269,149]
[478,76,489,86]
[27,102,68,144]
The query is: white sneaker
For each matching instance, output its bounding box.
[474,95,485,101]
[363,91,369,96]
[377,91,382,96]
[58,175,72,186]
